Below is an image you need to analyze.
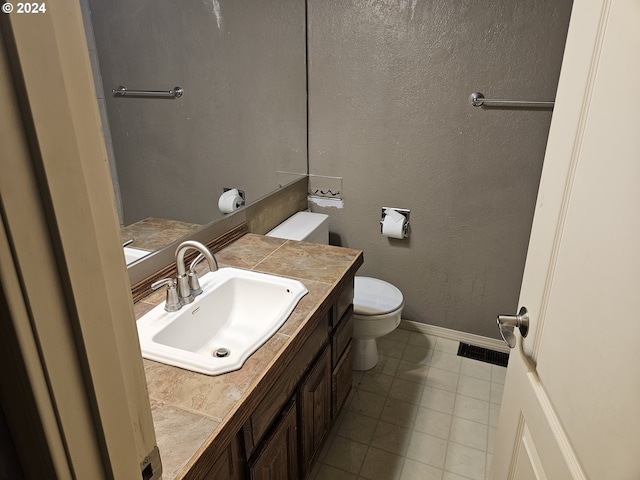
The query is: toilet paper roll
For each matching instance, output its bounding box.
[382,209,406,239]
[218,189,243,214]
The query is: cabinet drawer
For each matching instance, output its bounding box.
[332,341,353,418]
[332,306,353,367]
[332,279,354,328]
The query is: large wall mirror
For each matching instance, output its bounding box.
[85,0,308,264]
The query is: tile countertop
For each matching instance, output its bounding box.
[121,217,201,252]
[134,233,364,479]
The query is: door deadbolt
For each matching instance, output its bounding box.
[496,306,529,349]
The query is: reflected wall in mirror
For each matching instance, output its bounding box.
[86,0,308,257]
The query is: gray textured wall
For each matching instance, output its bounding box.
[307,0,573,338]
[89,0,307,226]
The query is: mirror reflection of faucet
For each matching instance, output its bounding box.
[151,241,218,312]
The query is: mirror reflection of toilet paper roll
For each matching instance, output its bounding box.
[218,189,243,214]
[382,210,406,239]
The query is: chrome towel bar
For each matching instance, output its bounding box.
[470,92,553,109]
[112,85,183,98]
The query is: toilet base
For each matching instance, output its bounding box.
[352,338,379,371]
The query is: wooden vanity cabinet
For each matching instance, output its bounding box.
[199,433,244,480]
[240,276,355,480]
[242,312,329,459]
[248,401,298,480]
[298,345,332,477]
[331,285,354,419]
[332,342,353,417]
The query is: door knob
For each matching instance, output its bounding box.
[497,307,529,349]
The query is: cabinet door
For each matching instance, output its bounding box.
[242,316,328,458]
[332,342,353,418]
[201,433,243,480]
[248,401,298,480]
[299,346,332,477]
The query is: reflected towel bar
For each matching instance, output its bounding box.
[470,92,554,109]
[112,85,183,98]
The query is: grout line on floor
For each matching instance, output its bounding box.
[318,332,506,480]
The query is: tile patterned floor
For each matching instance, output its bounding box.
[309,328,507,480]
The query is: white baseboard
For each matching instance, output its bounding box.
[398,319,510,354]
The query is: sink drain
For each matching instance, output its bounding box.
[213,348,230,358]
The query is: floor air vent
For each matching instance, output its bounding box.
[457,343,509,368]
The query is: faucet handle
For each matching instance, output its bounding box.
[188,271,203,297]
[151,278,182,312]
[189,253,205,273]
[188,254,207,297]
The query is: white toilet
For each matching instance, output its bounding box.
[266,212,404,370]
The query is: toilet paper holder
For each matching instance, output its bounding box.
[380,207,410,238]
[222,187,246,206]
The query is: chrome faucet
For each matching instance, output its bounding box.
[175,241,218,304]
[151,240,218,312]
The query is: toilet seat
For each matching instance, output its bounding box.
[353,276,404,316]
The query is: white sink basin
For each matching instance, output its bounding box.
[136,267,308,375]
[124,246,150,265]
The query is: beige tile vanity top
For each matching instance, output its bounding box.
[134,233,363,479]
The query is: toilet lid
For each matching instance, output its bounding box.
[353,276,404,315]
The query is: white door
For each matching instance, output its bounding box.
[491,1,640,479]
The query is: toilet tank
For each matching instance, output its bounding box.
[266,212,329,245]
